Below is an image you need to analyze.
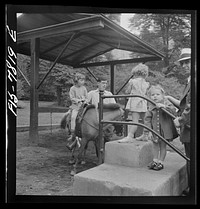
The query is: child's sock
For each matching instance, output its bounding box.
[153,158,158,163]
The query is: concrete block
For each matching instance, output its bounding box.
[73,152,188,196]
[104,140,154,167]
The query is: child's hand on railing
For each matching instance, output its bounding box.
[156,103,166,108]
[173,117,181,128]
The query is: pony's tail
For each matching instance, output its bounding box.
[60,112,69,129]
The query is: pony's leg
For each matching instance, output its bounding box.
[80,142,88,165]
[70,137,88,176]
[95,139,99,158]
[68,147,76,165]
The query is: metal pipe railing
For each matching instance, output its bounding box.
[102,94,190,129]
[102,120,190,162]
[98,92,190,164]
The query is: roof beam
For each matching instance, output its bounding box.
[17,16,104,42]
[74,56,163,68]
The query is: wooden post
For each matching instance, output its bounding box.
[29,38,40,144]
[98,89,104,165]
[110,64,115,94]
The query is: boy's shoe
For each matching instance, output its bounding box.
[152,162,164,171]
[148,161,158,169]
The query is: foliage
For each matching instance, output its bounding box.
[128,13,191,81]
[146,71,184,99]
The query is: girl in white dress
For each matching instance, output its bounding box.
[119,63,149,143]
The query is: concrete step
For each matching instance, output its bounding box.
[104,140,154,167]
[73,152,188,196]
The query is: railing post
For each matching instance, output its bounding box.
[98,89,104,164]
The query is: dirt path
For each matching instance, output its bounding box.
[16,129,98,195]
[16,128,184,196]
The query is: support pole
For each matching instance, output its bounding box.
[37,32,77,89]
[98,89,104,165]
[110,64,115,94]
[116,74,134,95]
[17,65,31,86]
[85,67,98,81]
[29,38,40,144]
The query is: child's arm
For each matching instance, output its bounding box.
[174,89,191,127]
[164,95,180,109]
[156,100,177,116]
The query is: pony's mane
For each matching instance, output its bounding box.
[99,103,121,110]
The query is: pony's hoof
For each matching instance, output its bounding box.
[81,160,86,165]
[68,159,76,165]
[70,170,76,176]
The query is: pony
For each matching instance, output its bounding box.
[60,103,124,175]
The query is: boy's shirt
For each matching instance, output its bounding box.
[87,89,116,108]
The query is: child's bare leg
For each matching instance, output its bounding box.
[118,112,140,143]
[151,141,165,170]
[148,141,159,169]
[127,112,140,138]
[70,109,78,132]
[159,141,167,163]
[152,141,159,162]
[66,109,78,149]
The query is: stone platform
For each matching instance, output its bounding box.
[73,140,187,196]
[105,140,154,167]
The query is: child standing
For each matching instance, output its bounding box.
[118,63,149,143]
[67,73,88,144]
[137,85,179,170]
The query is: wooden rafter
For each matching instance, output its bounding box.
[75,56,162,68]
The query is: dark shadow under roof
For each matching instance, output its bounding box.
[17,13,165,67]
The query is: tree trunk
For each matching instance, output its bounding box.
[57,86,62,106]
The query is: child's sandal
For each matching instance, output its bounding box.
[152,163,164,171]
[148,161,157,169]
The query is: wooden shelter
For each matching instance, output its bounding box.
[17,13,165,142]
